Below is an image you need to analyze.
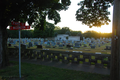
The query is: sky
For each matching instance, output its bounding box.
[47,0,113,33]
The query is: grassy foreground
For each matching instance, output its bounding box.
[0,61,110,80]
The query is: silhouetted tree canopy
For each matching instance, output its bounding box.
[0,0,71,68]
[33,22,55,38]
[76,0,113,28]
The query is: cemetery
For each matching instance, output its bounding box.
[7,37,111,54]
[8,37,111,68]
[1,0,118,80]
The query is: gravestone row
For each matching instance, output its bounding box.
[7,38,111,49]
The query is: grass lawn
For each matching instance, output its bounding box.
[0,61,110,80]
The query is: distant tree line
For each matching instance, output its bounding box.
[83,31,112,39]
[54,26,112,39]
[7,24,112,39]
[7,29,34,38]
[54,26,83,36]
[7,22,55,38]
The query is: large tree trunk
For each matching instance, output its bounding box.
[0,26,9,68]
[110,0,120,80]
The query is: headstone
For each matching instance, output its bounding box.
[84,41,87,44]
[68,47,73,50]
[44,42,47,45]
[34,42,38,46]
[59,44,63,47]
[91,45,95,49]
[105,46,111,50]
[45,41,51,48]
[37,45,42,49]
[28,42,33,48]
[72,41,74,45]
[89,43,92,46]
[59,44,63,49]
[74,43,80,48]
[66,44,72,48]
[51,42,56,46]
[40,41,43,45]
[91,40,94,43]
[23,40,26,44]
[57,42,60,45]
[21,44,27,49]
[80,43,82,46]
[47,41,50,46]
[83,44,87,47]
[98,44,101,47]
[8,44,11,47]
[62,43,65,46]
[14,46,19,48]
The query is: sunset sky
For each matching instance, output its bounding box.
[47,0,113,33]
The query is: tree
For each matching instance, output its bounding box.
[65,31,71,36]
[83,31,100,39]
[110,0,120,80]
[70,31,82,36]
[7,29,34,38]
[77,32,83,40]
[60,27,71,34]
[76,0,113,28]
[54,26,61,30]
[66,36,69,40]
[0,0,71,68]
[21,30,33,38]
[7,29,19,38]
[76,0,120,80]
[54,26,62,36]
[83,31,112,38]
[33,22,55,38]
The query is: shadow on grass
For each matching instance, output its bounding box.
[0,61,110,80]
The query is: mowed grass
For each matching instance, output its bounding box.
[0,61,110,80]
[30,43,111,54]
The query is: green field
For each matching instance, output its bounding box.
[0,61,110,80]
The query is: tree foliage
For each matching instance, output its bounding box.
[54,26,61,36]
[76,0,113,28]
[1,0,71,29]
[33,22,55,38]
[0,0,71,68]
[54,26,61,30]
[60,27,71,34]
[7,29,33,38]
[71,31,82,36]
[83,30,112,38]
[54,27,71,35]
[7,29,112,39]
[21,30,33,38]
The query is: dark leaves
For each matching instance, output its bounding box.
[76,0,113,28]
[1,0,71,29]
[48,10,61,24]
